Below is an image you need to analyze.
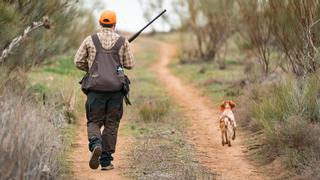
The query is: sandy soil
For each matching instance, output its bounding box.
[70,117,130,180]
[152,41,267,180]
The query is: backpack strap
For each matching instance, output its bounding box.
[91,34,103,51]
[112,36,126,52]
[88,34,102,74]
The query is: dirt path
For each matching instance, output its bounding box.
[70,38,266,180]
[152,41,266,180]
[70,117,129,180]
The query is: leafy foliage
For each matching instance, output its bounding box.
[0,0,96,71]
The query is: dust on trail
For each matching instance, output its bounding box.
[152,41,267,180]
[70,117,130,180]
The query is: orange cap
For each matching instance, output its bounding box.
[99,10,116,25]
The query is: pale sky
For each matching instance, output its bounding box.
[83,0,174,33]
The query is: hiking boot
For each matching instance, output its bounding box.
[101,163,114,171]
[89,145,102,169]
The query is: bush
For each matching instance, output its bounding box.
[277,116,320,170]
[236,95,263,133]
[243,75,320,177]
[252,76,320,133]
[0,91,65,180]
[138,99,170,122]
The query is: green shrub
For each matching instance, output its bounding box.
[248,75,320,176]
[31,83,48,94]
[275,116,320,168]
[301,76,320,123]
[252,76,320,134]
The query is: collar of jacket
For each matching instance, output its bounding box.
[101,28,115,34]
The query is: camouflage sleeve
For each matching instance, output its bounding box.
[120,39,135,69]
[74,37,90,72]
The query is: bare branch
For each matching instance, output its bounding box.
[0,16,50,63]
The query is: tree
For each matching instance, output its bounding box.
[185,0,236,61]
[267,0,320,76]
[238,0,272,75]
[238,0,320,77]
[0,0,96,72]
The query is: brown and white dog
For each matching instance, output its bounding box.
[219,100,236,146]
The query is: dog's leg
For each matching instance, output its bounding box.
[221,130,225,146]
[227,131,231,147]
[220,120,226,146]
[226,125,232,147]
[228,130,232,146]
[232,127,236,140]
[225,130,229,147]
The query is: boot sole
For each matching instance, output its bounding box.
[101,164,114,171]
[89,146,102,169]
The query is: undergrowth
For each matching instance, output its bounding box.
[0,55,84,179]
[0,90,64,180]
[238,75,320,179]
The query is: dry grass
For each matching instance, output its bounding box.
[126,99,216,179]
[129,132,216,180]
[237,75,320,178]
[138,99,170,123]
[0,89,65,180]
[125,94,216,179]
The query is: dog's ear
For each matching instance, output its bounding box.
[229,100,236,109]
[220,101,226,111]
[220,101,226,108]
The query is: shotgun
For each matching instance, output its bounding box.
[122,9,167,105]
[128,9,167,42]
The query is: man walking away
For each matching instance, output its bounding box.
[74,10,135,170]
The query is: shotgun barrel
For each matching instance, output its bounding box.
[128,9,167,43]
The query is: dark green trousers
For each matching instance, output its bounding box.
[85,91,123,164]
